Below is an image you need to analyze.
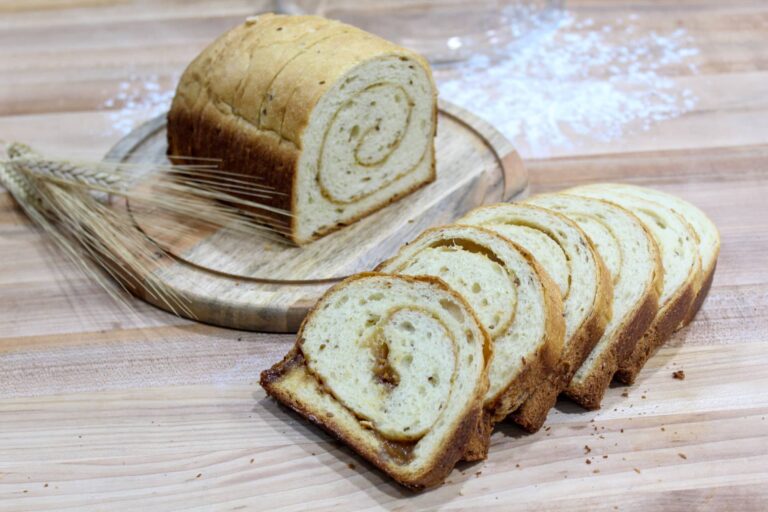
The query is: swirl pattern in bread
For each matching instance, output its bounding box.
[460,204,612,431]
[377,225,564,459]
[168,14,437,245]
[260,273,490,489]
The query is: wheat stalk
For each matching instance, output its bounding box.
[0,143,295,316]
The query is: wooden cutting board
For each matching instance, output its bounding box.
[104,100,526,332]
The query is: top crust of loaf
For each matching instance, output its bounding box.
[168,14,438,245]
[261,272,490,489]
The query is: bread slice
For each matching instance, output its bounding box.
[527,193,663,408]
[168,14,437,245]
[569,185,702,384]
[460,204,612,431]
[376,225,565,459]
[260,273,490,489]
[579,184,720,325]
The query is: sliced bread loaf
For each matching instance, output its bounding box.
[527,193,663,408]
[260,273,490,489]
[169,14,437,245]
[376,225,565,458]
[579,184,720,325]
[460,204,612,431]
[569,184,702,384]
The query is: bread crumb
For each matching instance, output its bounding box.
[250,458,254,464]
[475,471,482,477]
[620,428,624,433]
[678,453,687,460]
[621,391,629,397]
[348,463,356,470]
[673,370,686,380]
[602,455,608,459]
[585,459,592,465]
[516,463,521,468]
[584,445,592,454]
[196,473,202,479]
[633,468,641,474]
[593,469,600,474]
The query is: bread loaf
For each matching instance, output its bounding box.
[569,185,702,384]
[527,194,663,408]
[260,273,490,489]
[168,14,437,245]
[460,204,612,431]
[376,225,564,459]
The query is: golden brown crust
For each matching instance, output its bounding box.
[260,272,490,489]
[565,287,659,409]
[614,280,696,385]
[682,260,717,327]
[563,216,663,410]
[510,243,613,432]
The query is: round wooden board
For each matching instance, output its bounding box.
[105,100,527,332]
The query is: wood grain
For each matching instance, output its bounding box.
[1,1,767,510]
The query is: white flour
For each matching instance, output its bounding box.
[436,12,700,157]
[101,12,700,157]
[102,72,177,135]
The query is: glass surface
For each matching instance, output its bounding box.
[276,0,564,63]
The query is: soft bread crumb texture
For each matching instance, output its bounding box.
[261,273,488,488]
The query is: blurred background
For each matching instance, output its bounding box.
[1,0,705,160]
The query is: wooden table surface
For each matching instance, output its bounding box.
[1,1,767,510]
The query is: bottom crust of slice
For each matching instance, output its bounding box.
[510,298,610,432]
[614,282,696,385]
[261,348,483,490]
[564,289,658,409]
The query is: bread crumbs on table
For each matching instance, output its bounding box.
[347,463,356,470]
[585,459,592,465]
[250,458,254,463]
[602,455,608,459]
[633,468,641,474]
[661,427,666,431]
[584,445,592,454]
[475,471,482,477]
[620,428,624,433]
[621,391,629,397]
[516,464,521,468]
[196,473,202,479]
[593,469,600,474]
[673,370,685,380]
[678,453,687,460]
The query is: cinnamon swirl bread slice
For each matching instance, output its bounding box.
[169,14,437,245]
[261,273,490,489]
[569,184,702,384]
[460,204,612,431]
[527,194,663,408]
[376,225,565,459]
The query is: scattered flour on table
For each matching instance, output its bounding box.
[436,12,700,158]
[101,73,178,136]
